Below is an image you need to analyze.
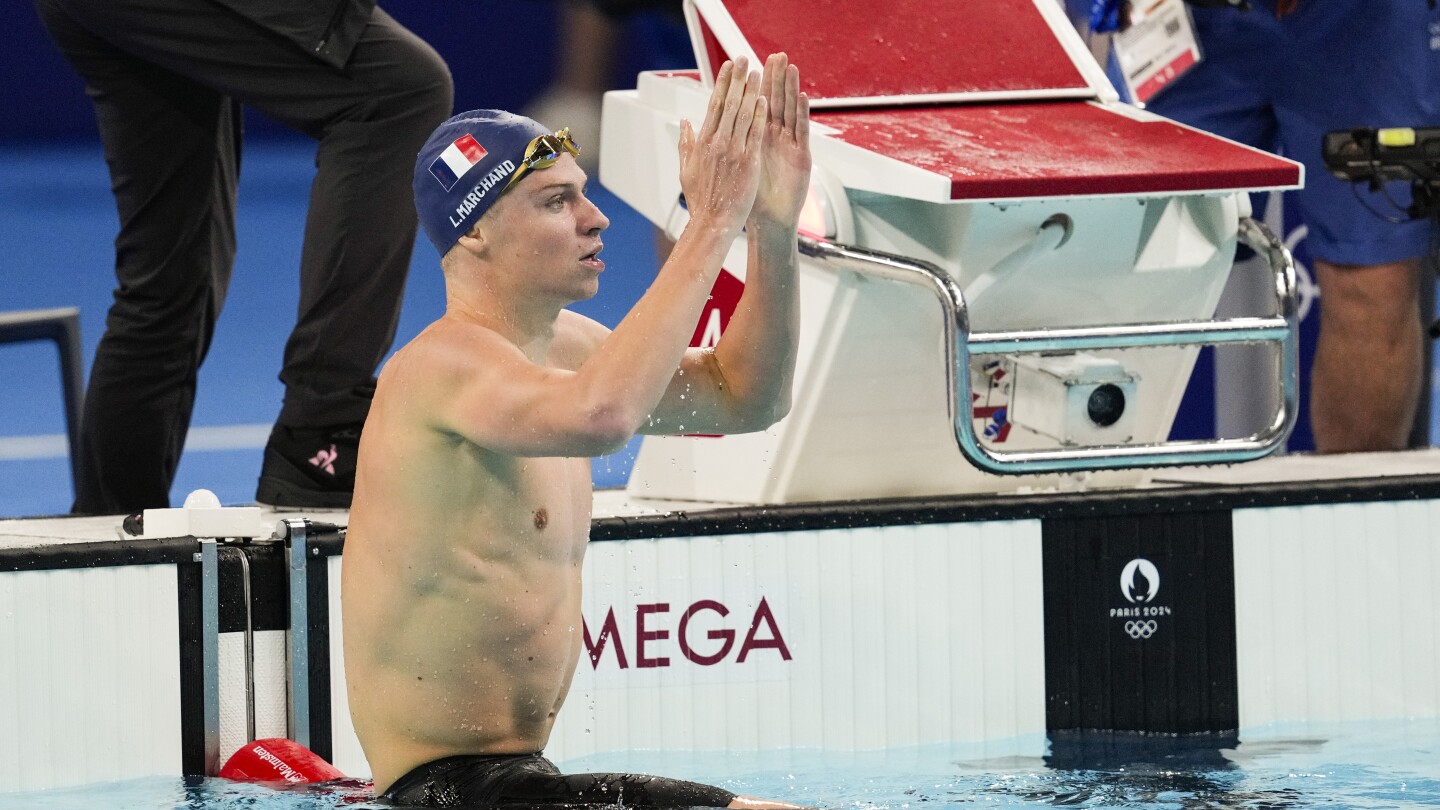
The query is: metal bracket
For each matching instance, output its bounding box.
[798,215,1298,474]
[276,518,311,747]
[198,538,221,775]
[217,546,257,745]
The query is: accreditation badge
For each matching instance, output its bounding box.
[1109,0,1202,105]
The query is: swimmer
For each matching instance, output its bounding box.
[342,53,810,808]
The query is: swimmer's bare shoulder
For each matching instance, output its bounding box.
[373,314,521,437]
[371,310,631,461]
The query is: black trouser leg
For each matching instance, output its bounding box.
[34,0,451,511]
[277,9,454,428]
[37,0,241,514]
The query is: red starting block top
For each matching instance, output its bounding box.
[812,102,1302,199]
[690,0,1108,105]
[679,0,1300,199]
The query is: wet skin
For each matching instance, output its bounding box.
[343,54,810,806]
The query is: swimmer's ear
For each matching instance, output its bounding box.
[454,222,487,257]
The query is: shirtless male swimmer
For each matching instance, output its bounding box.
[342,54,811,808]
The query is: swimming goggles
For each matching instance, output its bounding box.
[502,128,581,194]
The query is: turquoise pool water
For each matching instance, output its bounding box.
[4,720,1439,809]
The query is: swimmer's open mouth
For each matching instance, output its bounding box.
[581,244,604,268]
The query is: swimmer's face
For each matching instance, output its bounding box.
[481,155,610,302]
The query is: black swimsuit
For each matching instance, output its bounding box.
[383,753,737,808]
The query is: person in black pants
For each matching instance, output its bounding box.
[32,0,453,514]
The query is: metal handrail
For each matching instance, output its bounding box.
[221,545,257,745]
[797,216,1298,474]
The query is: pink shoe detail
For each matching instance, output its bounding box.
[309,444,339,476]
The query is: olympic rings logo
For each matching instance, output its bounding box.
[1124,620,1158,639]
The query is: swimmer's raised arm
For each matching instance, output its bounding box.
[642,52,811,435]
[422,58,769,458]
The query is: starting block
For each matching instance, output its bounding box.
[601,0,1303,503]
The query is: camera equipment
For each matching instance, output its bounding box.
[1324,126,1440,336]
[1323,126,1440,220]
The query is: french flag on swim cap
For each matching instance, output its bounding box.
[429,134,488,191]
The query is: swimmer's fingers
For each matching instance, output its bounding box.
[747,94,768,155]
[678,117,695,173]
[760,54,806,145]
[720,56,756,141]
[699,60,734,141]
[764,53,789,133]
[796,90,810,145]
[732,64,765,148]
[787,64,806,142]
[704,56,751,141]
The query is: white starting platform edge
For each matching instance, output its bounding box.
[4,451,1440,792]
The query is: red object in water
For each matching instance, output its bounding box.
[219,738,345,784]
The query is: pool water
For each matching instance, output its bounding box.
[4,720,1439,809]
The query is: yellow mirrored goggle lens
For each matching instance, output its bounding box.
[502,128,581,194]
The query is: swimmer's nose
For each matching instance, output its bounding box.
[580,194,609,234]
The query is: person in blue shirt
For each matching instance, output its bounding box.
[1143,0,1439,452]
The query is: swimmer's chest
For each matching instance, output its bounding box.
[456,447,594,549]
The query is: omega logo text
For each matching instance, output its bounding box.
[583,597,792,669]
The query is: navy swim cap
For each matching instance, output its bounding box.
[413,109,552,257]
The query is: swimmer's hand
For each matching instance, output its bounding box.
[749,53,812,232]
[678,57,767,239]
